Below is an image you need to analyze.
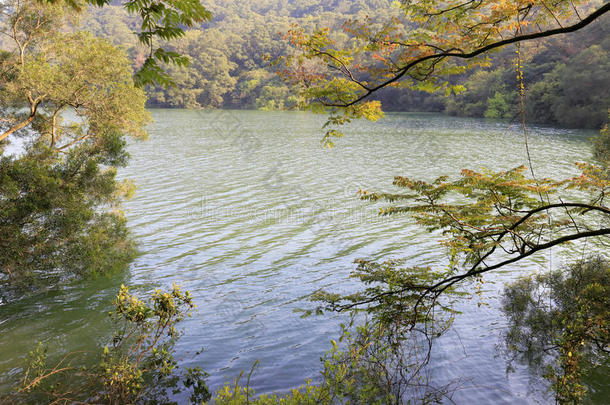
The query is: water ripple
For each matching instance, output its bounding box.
[0,111,598,403]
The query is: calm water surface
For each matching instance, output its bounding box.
[1,111,606,403]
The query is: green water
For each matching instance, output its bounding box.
[1,110,606,403]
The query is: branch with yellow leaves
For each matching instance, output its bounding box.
[313,164,610,326]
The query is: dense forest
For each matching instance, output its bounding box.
[77,0,610,128]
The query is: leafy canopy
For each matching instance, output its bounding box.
[41,0,212,86]
[0,0,150,297]
[280,0,610,145]
[313,164,609,325]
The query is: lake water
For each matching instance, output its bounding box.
[0,110,606,403]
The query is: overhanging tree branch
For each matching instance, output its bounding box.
[321,2,610,108]
[322,197,610,314]
[0,99,41,142]
[331,226,610,313]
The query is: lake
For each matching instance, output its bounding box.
[0,110,606,403]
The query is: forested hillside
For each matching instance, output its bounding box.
[82,0,608,128]
[443,18,609,128]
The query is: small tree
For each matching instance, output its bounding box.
[502,257,610,403]
[0,0,149,297]
[6,284,211,404]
